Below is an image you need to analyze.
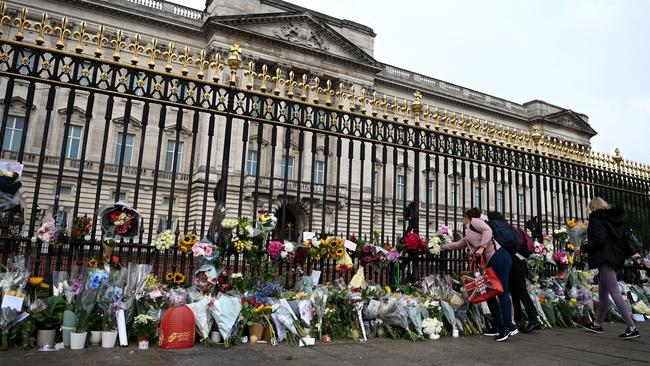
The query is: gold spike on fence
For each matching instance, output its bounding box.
[0,1,646,176]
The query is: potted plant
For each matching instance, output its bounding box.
[240,297,265,344]
[32,296,65,349]
[132,314,156,350]
[70,309,90,350]
[88,309,103,345]
[101,313,118,348]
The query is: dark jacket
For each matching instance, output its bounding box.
[582,206,627,270]
[486,219,521,258]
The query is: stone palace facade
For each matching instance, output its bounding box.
[0,0,599,241]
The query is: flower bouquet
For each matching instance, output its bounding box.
[186,297,214,346]
[208,293,242,348]
[132,314,156,349]
[178,232,198,254]
[155,230,174,252]
[0,161,23,211]
[402,231,427,257]
[422,317,443,339]
[428,226,453,256]
[70,216,92,240]
[98,202,141,239]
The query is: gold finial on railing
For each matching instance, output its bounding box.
[272,67,283,95]
[324,79,333,106]
[91,24,108,58]
[347,85,356,112]
[433,107,441,130]
[531,125,542,150]
[286,70,296,98]
[381,94,389,119]
[402,98,409,123]
[0,3,11,36]
[412,91,422,126]
[391,96,399,122]
[370,91,378,117]
[162,41,176,72]
[612,148,623,166]
[145,37,160,68]
[53,16,71,50]
[441,109,449,132]
[110,30,126,61]
[72,21,89,53]
[195,49,209,79]
[13,8,30,41]
[227,43,242,86]
[298,74,308,101]
[34,12,52,45]
[209,52,223,83]
[244,61,255,89]
[359,88,367,114]
[424,105,431,129]
[258,64,269,92]
[128,34,144,65]
[336,82,345,109]
[178,46,193,76]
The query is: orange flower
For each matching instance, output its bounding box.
[28,277,44,286]
[566,219,577,228]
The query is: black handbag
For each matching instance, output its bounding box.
[623,227,643,255]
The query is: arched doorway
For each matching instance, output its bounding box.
[273,204,302,241]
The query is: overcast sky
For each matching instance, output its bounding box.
[172,0,649,164]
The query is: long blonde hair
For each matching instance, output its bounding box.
[588,197,609,213]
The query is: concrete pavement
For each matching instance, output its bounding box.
[2,322,649,366]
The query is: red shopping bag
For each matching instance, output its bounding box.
[461,256,504,304]
[159,305,195,349]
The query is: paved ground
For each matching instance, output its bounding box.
[2,322,649,366]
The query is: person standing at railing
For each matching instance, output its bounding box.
[580,197,640,340]
[441,208,514,342]
[486,211,541,333]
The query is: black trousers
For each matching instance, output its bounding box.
[509,255,539,324]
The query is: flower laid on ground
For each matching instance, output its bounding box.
[132,314,157,338]
[179,233,198,253]
[88,270,109,289]
[155,229,174,251]
[422,317,443,339]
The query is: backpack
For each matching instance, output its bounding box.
[487,220,521,256]
[515,227,534,258]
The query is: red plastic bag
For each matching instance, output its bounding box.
[158,305,195,349]
[461,256,504,304]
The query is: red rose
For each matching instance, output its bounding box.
[111,256,119,263]
[221,271,228,277]
[222,284,230,291]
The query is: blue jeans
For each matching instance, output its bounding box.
[486,248,512,332]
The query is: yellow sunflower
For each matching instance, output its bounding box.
[87,258,99,268]
[334,247,345,258]
[173,273,186,285]
[165,272,174,282]
[40,283,50,289]
[180,234,197,247]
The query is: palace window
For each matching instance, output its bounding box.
[427,180,434,203]
[165,140,184,172]
[2,116,24,152]
[60,186,72,196]
[474,187,482,209]
[313,161,325,184]
[246,150,258,176]
[497,190,505,212]
[113,191,126,202]
[66,126,83,159]
[281,155,294,180]
[396,175,405,201]
[518,193,526,214]
[115,132,134,166]
[450,183,459,207]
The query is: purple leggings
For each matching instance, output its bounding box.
[597,263,635,328]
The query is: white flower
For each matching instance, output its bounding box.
[283,242,294,252]
[280,251,288,259]
[231,272,243,279]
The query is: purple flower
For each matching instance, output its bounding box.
[70,279,84,295]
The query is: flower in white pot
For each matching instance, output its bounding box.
[132,314,156,350]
